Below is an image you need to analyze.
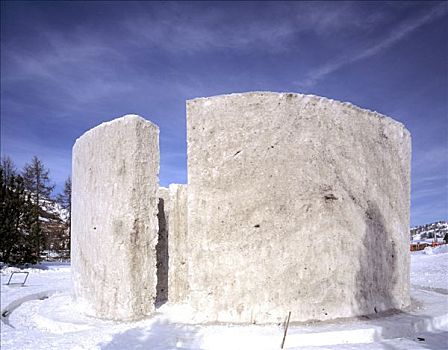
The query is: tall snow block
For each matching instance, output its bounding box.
[71,115,159,320]
[187,92,411,323]
[168,184,189,303]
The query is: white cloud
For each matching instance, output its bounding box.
[297,2,448,88]
[0,2,408,109]
[412,145,448,174]
[121,2,387,54]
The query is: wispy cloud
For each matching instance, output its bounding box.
[413,174,448,185]
[0,1,395,110]
[412,184,448,200]
[410,143,448,224]
[412,145,448,175]
[298,2,448,88]
[411,200,447,226]
[121,2,386,54]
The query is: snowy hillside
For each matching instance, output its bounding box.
[38,198,70,260]
[39,197,69,223]
[411,221,448,243]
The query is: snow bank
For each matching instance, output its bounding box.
[424,244,448,255]
[1,263,70,276]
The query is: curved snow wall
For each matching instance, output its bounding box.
[186,92,411,323]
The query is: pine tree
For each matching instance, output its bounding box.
[22,156,55,206]
[0,167,16,262]
[21,156,55,261]
[57,177,71,222]
[20,197,41,264]
[1,155,17,183]
[0,166,38,264]
[56,177,72,254]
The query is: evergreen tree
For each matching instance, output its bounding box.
[21,156,54,261]
[56,176,72,253]
[20,196,41,264]
[0,167,17,262]
[22,156,55,206]
[57,177,71,221]
[0,166,39,264]
[1,155,17,183]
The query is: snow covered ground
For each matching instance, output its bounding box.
[1,248,447,350]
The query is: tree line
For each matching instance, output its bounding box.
[0,155,71,265]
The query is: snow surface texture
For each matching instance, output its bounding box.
[187,92,412,323]
[156,185,188,305]
[156,187,170,306]
[411,247,448,292]
[424,245,448,255]
[1,251,447,350]
[167,184,189,303]
[71,115,160,320]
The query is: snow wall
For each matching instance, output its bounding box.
[156,187,169,306]
[186,92,411,323]
[71,115,160,320]
[167,184,189,303]
[155,184,189,305]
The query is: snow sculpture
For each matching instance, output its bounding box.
[167,184,189,303]
[155,185,189,304]
[156,187,169,306]
[71,115,159,320]
[71,92,411,324]
[186,92,411,323]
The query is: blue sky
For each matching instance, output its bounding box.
[1,1,446,226]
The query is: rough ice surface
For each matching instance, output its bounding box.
[186,92,411,323]
[71,115,160,321]
[156,185,188,304]
[156,186,169,306]
[167,184,189,303]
